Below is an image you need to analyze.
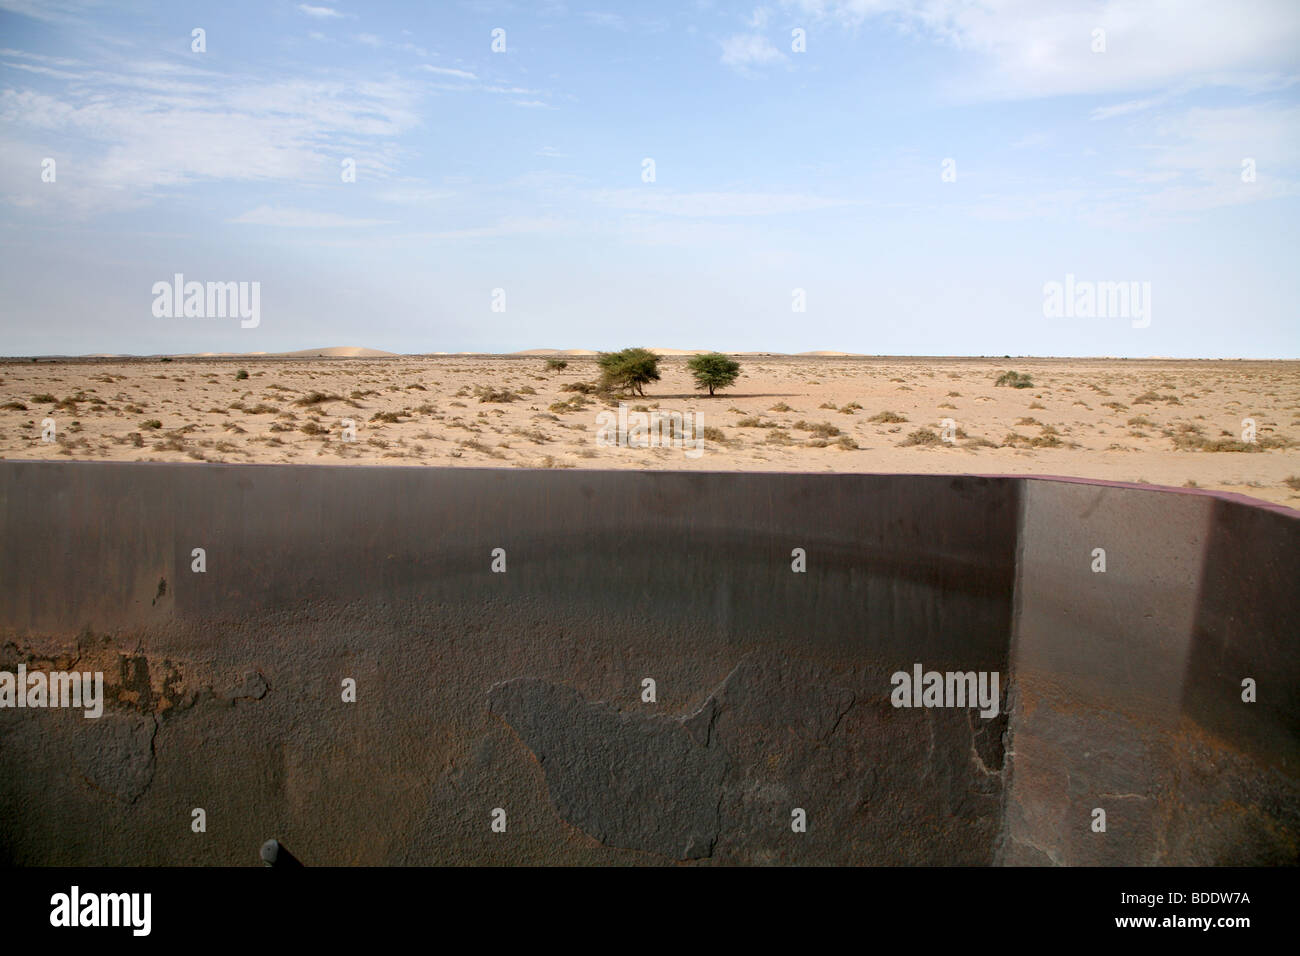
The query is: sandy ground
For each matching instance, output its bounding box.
[2,355,1297,508]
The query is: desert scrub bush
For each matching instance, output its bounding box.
[1,401,27,410]
[474,385,521,403]
[31,393,56,403]
[900,428,941,446]
[518,385,537,395]
[736,417,775,428]
[458,438,507,459]
[510,427,550,444]
[550,393,592,412]
[769,401,793,412]
[140,419,163,429]
[598,348,661,397]
[868,410,908,423]
[560,381,597,394]
[1164,422,1288,452]
[793,420,841,438]
[1133,391,1180,405]
[1102,401,1128,411]
[700,425,727,443]
[807,434,859,449]
[301,421,329,436]
[820,401,837,409]
[246,403,279,415]
[545,358,569,371]
[839,402,863,414]
[370,411,404,424]
[294,391,342,406]
[1284,476,1300,491]
[235,369,249,380]
[1002,432,1062,449]
[1028,401,1046,410]
[765,429,794,445]
[994,371,1034,388]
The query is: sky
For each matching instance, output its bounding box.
[0,0,1297,358]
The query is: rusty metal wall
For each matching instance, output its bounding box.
[0,461,1293,865]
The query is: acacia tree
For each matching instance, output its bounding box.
[687,352,741,396]
[598,347,661,397]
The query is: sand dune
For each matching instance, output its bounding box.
[270,346,399,358]
[511,348,599,356]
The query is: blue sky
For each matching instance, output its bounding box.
[1,0,1297,357]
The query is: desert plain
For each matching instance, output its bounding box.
[1,350,1297,508]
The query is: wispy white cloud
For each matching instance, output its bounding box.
[1091,94,1172,121]
[297,4,344,19]
[594,188,855,217]
[420,65,478,80]
[721,33,786,71]
[229,205,396,227]
[583,11,626,30]
[0,60,421,214]
[373,186,456,204]
[783,0,1300,100]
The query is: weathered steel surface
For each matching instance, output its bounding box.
[0,461,1293,865]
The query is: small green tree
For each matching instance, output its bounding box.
[597,347,661,397]
[687,352,741,396]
